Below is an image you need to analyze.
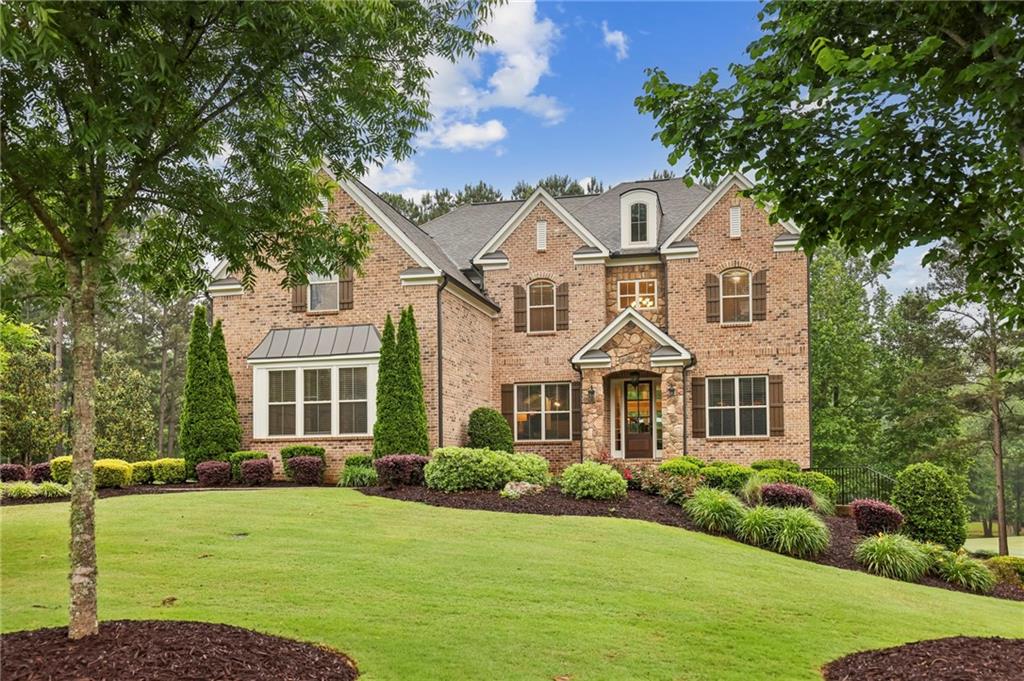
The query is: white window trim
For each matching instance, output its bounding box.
[720,269,752,325]
[617,279,658,311]
[619,189,658,248]
[307,272,339,312]
[252,357,378,439]
[535,220,547,251]
[705,375,770,439]
[514,382,572,442]
[527,280,556,334]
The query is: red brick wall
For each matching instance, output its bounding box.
[439,288,494,447]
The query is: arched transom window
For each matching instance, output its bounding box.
[721,269,751,323]
[527,280,555,332]
[630,203,648,244]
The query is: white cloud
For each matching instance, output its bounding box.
[881,245,932,294]
[362,159,418,193]
[431,119,508,151]
[601,21,629,61]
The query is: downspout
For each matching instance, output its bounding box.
[573,362,585,464]
[436,274,448,448]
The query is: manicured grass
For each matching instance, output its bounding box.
[3,489,1022,680]
[965,535,1024,557]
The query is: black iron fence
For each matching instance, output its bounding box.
[810,465,896,505]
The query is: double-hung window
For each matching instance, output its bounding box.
[268,370,297,436]
[515,382,571,441]
[618,279,657,310]
[256,363,375,438]
[303,369,332,435]
[720,269,751,323]
[527,280,555,333]
[308,272,339,312]
[707,376,768,437]
[338,367,368,434]
[630,203,648,243]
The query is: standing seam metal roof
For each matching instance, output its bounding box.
[248,325,381,360]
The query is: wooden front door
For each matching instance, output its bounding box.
[624,380,654,458]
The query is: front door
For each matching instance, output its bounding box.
[624,380,654,458]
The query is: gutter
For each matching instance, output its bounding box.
[436,275,449,447]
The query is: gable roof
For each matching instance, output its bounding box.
[570,307,693,368]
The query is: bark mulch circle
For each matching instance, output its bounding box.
[0,620,358,681]
[360,486,1024,602]
[822,636,1024,681]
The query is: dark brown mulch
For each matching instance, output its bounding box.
[0,481,322,506]
[0,620,358,681]
[360,486,1024,602]
[822,636,1024,681]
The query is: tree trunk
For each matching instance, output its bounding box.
[53,305,66,458]
[981,516,992,538]
[987,316,1008,556]
[157,309,169,456]
[67,259,100,639]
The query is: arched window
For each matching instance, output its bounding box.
[630,202,648,243]
[527,280,555,332]
[720,269,751,323]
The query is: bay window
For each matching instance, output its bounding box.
[254,361,376,438]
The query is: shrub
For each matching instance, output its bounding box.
[760,482,815,509]
[2,481,38,499]
[467,407,514,453]
[986,556,1024,588]
[770,507,830,557]
[130,461,154,485]
[655,473,701,506]
[854,533,931,582]
[241,458,273,486]
[659,458,701,477]
[930,551,995,593]
[0,463,27,481]
[850,498,903,535]
[508,452,550,486]
[811,491,836,516]
[698,464,755,493]
[30,462,51,483]
[795,471,838,502]
[152,458,187,484]
[675,455,706,468]
[684,487,745,533]
[281,445,326,479]
[196,460,231,486]
[288,455,324,485]
[424,448,514,492]
[339,465,378,487]
[374,454,430,488]
[739,473,764,505]
[750,458,801,473]
[50,455,73,484]
[736,505,785,547]
[559,461,627,500]
[93,458,132,488]
[891,462,968,550]
[37,481,71,498]
[228,450,268,480]
[345,454,374,469]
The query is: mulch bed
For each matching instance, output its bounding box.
[0,481,321,507]
[0,620,358,681]
[360,486,1024,602]
[822,636,1024,680]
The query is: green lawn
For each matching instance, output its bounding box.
[965,535,1024,557]
[3,489,1022,680]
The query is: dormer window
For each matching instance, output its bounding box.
[620,189,658,247]
[630,204,647,243]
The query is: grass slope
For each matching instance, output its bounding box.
[3,489,1022,681]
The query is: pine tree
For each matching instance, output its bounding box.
[208,320,241,453]
[372,314,398,458]
[395,305,429,455]
[179,306,213,477]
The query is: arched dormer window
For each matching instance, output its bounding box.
[527,280,555,332]
[720,269,751,323]
[620,189,658,248]
[630,203,647,243]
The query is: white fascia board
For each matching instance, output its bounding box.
[571,307,692,365]
[400,271,444,286]
[340,179,440,274]
[247,352,380,367]
[606,255,662,267]
[208,283,244,297]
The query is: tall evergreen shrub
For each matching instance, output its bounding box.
[372,314,399,458]
[396,306,429,455]
[209,320,241,451]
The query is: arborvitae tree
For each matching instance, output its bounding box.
[372,314,399,458]
[179,306,216,476]
[396,305,430,455]
[208,319,241,451]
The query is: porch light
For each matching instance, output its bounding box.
[667,384,676,398]
[587,387,596,403]
[630,371,640,388]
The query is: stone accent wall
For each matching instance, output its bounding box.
[604,262,666,327]
[439,288,494,447]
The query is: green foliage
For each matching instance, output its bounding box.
[508,453,551,486]
[228,451,268,481]
[208,320,241,448]
[736,505,785,547]
[339,464,378,488]
[0,315,62,465]
[739,473,764,506]
[931,551,996,593]
[423,447,540,492]
[152,458,186,484]
[130,461,153,485]
[36,481,70,498]
[380,181,506,225]
[770,507,830,558]
[811,492,835,516]
[467,407,514,453]
[684,487,745,533]
[372,314,400,458]
[632,468,700,505]
[1,481,38,499]
[750,459,800,473]
[179,307,231,477]
[280,445,325,479]
[659,458,701,477]
[795,472,838,503]
[892,462,968,549]
[93,459,132,489]
[854,533,933,582]
[50,456,72,484]
[985,556,1024,587]
[699,464,755,493]
[396,306,430,455]
[559,461,627,500]
[345,454,373,468]
[95,351,157,461]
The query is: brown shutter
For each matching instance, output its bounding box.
[556,282,569,331]
[501,384,515,434]
[339,267,354,310]
[291,285,307,312]
[513,285,527,332]
[769,374,784,436]
[705,273,720,323]
[752,269,767,321]
[691,376,706,438]
[571,382,582,440]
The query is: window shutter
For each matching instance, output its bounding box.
[556,282,569,330]
[513,285,527,332]
[291,285,307,312]
[705,273,720,323]
[339,267,354,310]
[501,384,515,433]
[571,382,582,441]
[752,269,767,321]
[691,377,706,438]
[769,374,784,436]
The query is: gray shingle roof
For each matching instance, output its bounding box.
[248,325,381,360]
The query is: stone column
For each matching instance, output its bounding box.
[581,369,607,460]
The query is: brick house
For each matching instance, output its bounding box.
[210,170,809,480]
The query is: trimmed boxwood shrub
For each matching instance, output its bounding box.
[750,458,801,473]
[50,456,73,484]
[130,461,154,485]
[559,461,627,500]
[770,507,830,557]
[850,498,904,535]
[736,505,785,547]
[854,533,932,582]
[281,445,326,479]
[241,458,273,486]
[30,462,52,483]
[761,482,815,509]
[684,487,745,533]
[345,454,373,469]
[891,462,968,550]
[986,556,1024,587]
[425,448,513,492]
[228,450,268,481]
[94,458,132,488]
[374,454,430,488]
[508,452,550,486]
[0,463,27,482]
[659,458,701,477]
[288,455,324,485]
[196,460,231,487]
[754,468,838,502]
[698,464,755,493]
[152,458,187,484]
[467,407,514,453]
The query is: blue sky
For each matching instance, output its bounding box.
[361,1,929,293]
